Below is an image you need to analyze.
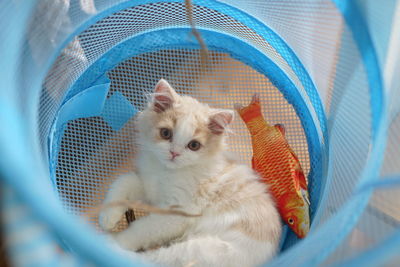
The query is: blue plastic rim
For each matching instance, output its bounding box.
[41,3,329,247]
[50,0,329,215]
[50,27,324,250]
[50,0,328,141]
[32,0,384,264]
[42,0,330,254]
[0,0,391,266]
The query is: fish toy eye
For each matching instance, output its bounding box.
[288,218,294,225]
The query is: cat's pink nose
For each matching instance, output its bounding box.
[170,150,180,159]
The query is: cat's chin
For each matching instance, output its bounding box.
[162,160,186,170]
[158,157,195,170]
[163,162,181,169]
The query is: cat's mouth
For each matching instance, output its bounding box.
[168,157,180,164]
[164,159,181,169]
[169,155,181,162]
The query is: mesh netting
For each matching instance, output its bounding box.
[36,0,386,262]
[39,2,323,162]
[55,49,311,230]
[36,3,319,239]
[220,0,342,112]
[312,24,372,228]
[323,112,400,265]
[1,0,400,266]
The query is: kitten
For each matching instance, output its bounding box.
[99,79,282,267]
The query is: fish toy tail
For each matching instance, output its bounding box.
[235,94,263,124]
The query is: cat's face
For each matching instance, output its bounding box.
[137,79,233,169]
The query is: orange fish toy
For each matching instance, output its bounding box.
[235,94,310,238]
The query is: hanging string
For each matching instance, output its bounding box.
[185,0,210,73]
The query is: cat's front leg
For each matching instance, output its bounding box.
[99,172,144,231]
[113,214,190,251]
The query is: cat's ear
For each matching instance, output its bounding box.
[152,79,177,113]
[208,110,234,135]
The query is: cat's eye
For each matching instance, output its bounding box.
[288,218,294,225]
[187,140,201,151]
[160,128,172,140]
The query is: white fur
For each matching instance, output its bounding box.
[99,79,282,267]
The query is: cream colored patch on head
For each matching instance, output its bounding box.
[152,109,178,142]
[160,97,220,142]
[137,90,229,168]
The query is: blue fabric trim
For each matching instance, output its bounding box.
[289,2,388,265]
[332,0,384,141]
[0,0,37,101]
[48,75,110,188]
[0,105,144,267]
[199,0,328,143]
[2,187,60,267]
[47,0,328,243]
[278,225,289,250]
[101,91,138,131]
[50,0,327,145]
[2,0,322,265]
[56,80,109,127]
[299,114,389,266]
[306,1,387,264]
[330,228,400,267]
[48,125,65,195]
[64,27,322,250]
[58,0,328,226]
[9,233,54,256]
[38,0,325,262]
[357,175,400,193]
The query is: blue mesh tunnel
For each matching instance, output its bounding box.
[1,0,399,266]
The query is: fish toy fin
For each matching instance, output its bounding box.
[295,163,308,190]
[274,124,286,136]
[287,145,308,188]
[301,188,311,206]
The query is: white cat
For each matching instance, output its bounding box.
[99,79,282,267]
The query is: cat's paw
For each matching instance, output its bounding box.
[112,231,142,251]
[98,207,126,231]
